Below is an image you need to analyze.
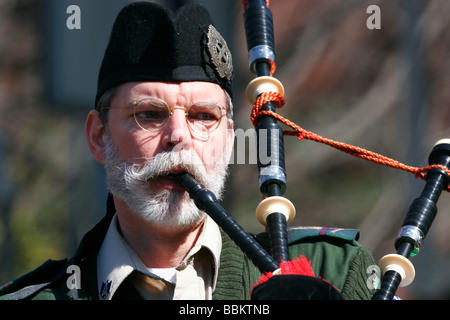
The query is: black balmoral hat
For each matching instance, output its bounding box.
[95,2,233,108]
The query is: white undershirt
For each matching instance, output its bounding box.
[147,267,177,284]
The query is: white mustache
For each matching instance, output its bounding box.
[119,150,209,188]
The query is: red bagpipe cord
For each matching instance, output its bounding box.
[250,91,450,192]
[244,0,450,190]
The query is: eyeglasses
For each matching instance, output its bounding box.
[103,97,228,141]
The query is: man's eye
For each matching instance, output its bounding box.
[136,110,164,120]
[134,100,169,122]
[189,104,221,122]
[191,112,215,121]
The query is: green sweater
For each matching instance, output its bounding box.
[0,212,376,300]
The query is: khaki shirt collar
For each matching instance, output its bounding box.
[97,214,221,300]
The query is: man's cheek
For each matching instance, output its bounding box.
[199,136,228,168]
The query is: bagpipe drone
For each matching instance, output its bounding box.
[176,0,450,300]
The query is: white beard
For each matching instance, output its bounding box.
[103,136,230,231]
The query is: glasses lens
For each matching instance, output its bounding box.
[187,103,223,139]
[134,99,170,132]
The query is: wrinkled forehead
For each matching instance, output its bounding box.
[111,81,228,107]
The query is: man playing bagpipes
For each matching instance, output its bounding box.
[0,2,376,300]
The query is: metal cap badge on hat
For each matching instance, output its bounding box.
[95,2,233,108]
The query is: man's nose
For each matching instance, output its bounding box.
[160,108,191,150]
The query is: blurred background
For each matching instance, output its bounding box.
[0,0,449,299]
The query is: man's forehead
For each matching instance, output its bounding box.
[113,81,227,105]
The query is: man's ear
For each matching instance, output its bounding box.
[85,110,107,164]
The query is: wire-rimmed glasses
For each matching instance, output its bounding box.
[103,97,228,141]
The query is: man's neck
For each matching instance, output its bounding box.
[113,198,205,268]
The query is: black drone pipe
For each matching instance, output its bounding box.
[372,140,450,300]
[243,0,291,264]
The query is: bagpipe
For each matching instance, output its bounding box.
[177,0,450,300]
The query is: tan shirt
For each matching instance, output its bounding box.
[97,214,221,300]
